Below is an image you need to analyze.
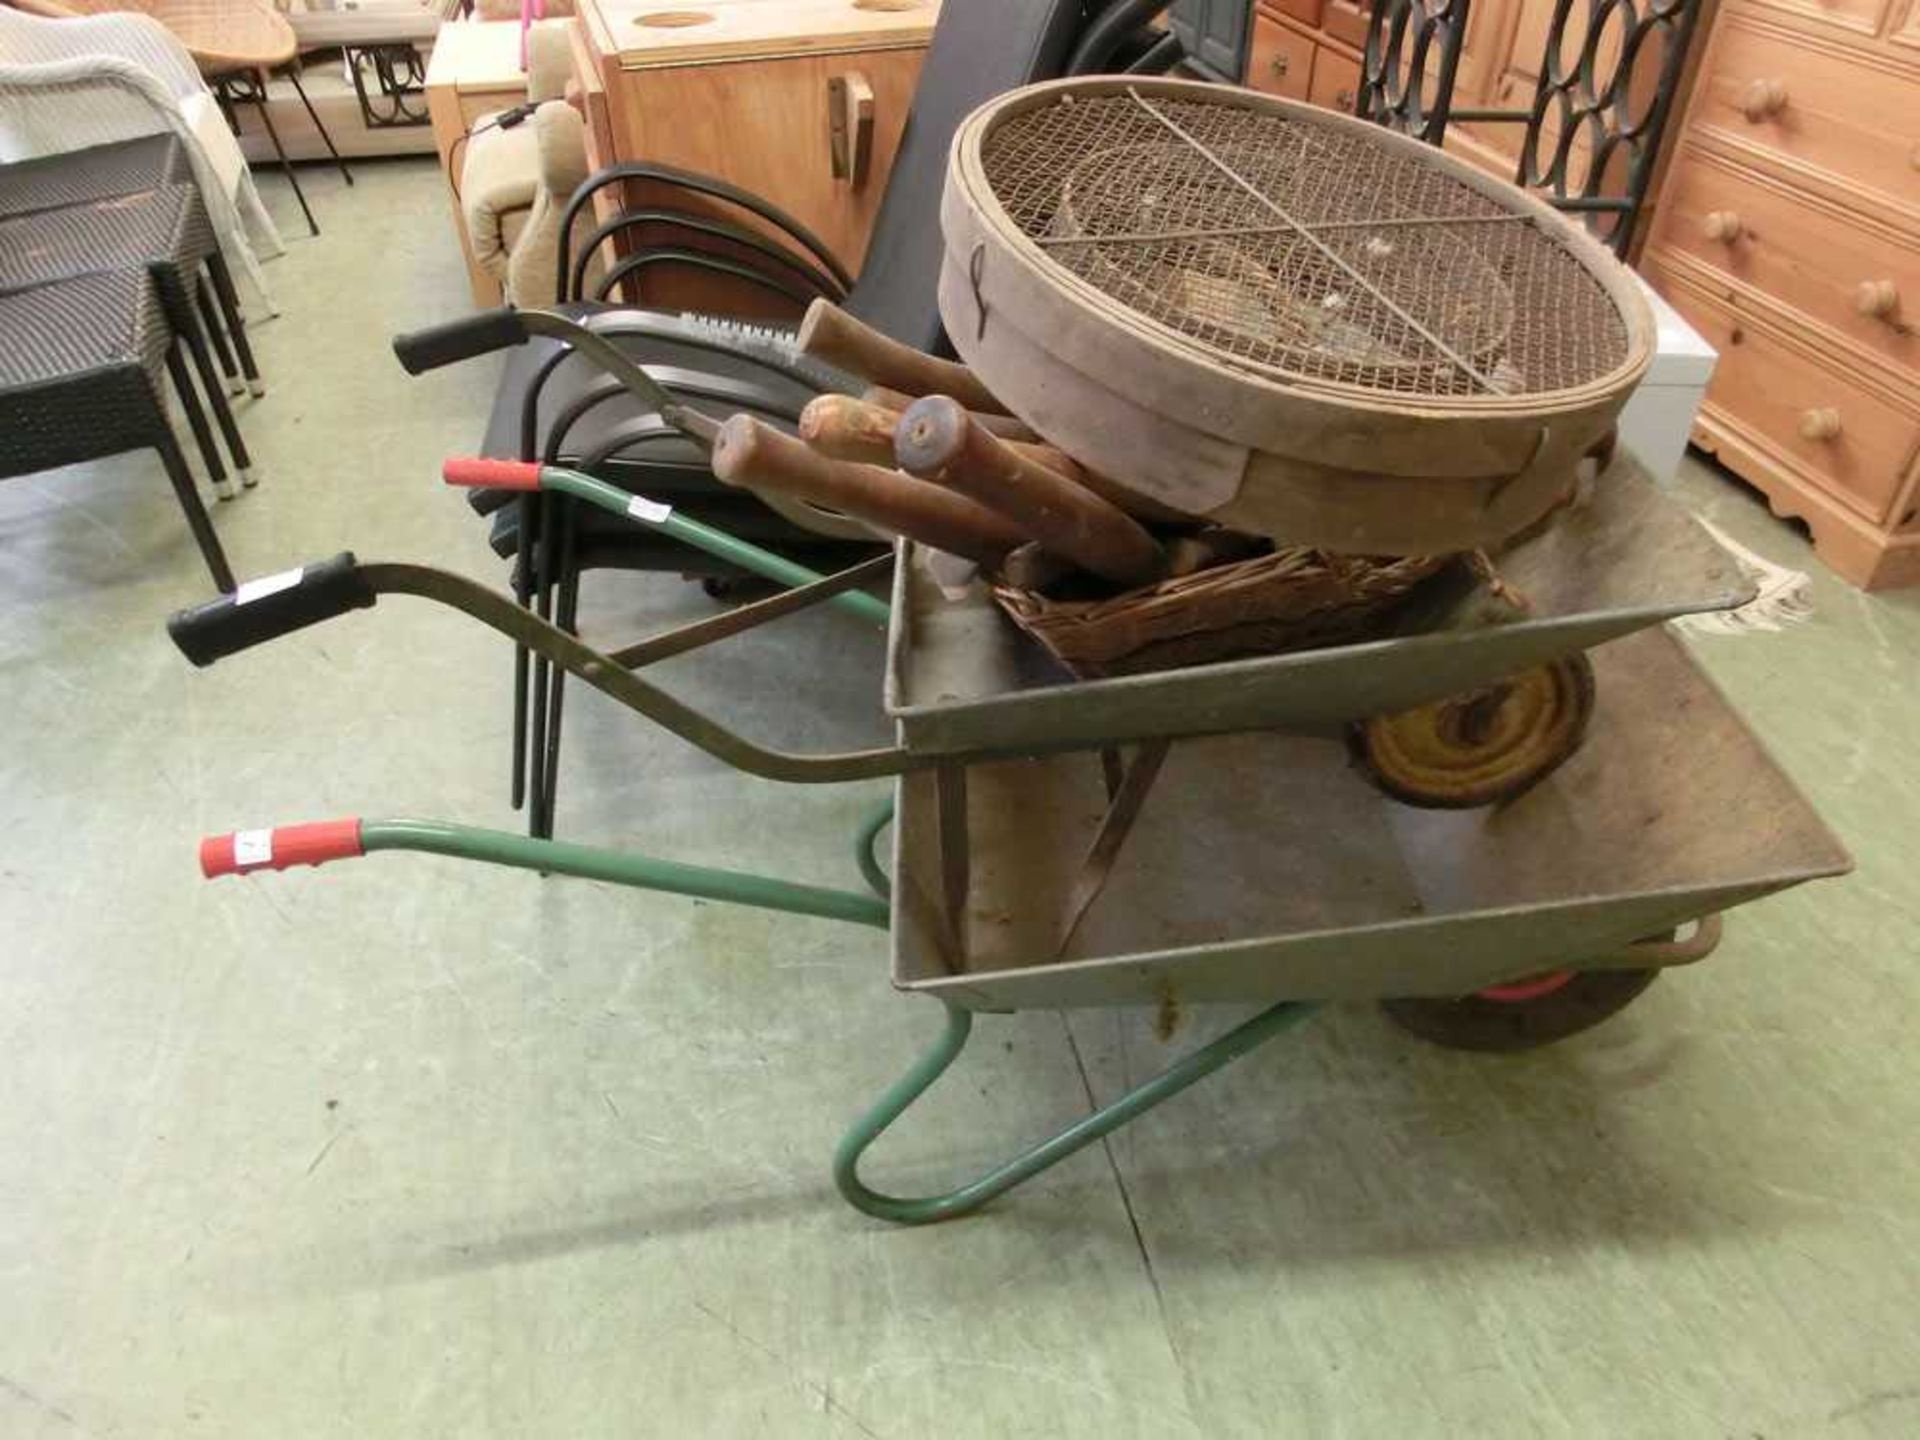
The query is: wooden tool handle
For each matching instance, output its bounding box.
[999,542,1079,592]
[862,385,1036,442]
[805,396,1167,522]
[859,387,1192,522]
[799,394,903,467]
[801,300,1008,414]
[1011,442,1199,525]
[895,396,1167,588]
[1164,528,1267,578]
[711,415,1025,567]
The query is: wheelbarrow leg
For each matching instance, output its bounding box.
[834,998,1320,1225]
[854,797,894,902]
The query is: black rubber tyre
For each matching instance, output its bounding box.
[1381,967,1659,1052]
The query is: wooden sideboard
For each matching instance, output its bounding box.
[571,0,937,315]
[1640,2,1920,588]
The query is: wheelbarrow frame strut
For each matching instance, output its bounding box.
[405,811,1324,1228]
[833,993,1319,1224]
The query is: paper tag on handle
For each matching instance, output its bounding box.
[626,495,673,524]
[233,829,273,867]
[235,567,303,606]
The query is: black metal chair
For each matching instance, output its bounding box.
[1357,0,1707,256]
[0,185,260,496]
[0,269,235,592]
[1355,0,1471,147]
[437,0,1144,839]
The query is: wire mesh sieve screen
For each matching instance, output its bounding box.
[979,89,1632,400]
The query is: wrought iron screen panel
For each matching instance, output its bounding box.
[1512,0,1704,254]
[1358,0,1471,147]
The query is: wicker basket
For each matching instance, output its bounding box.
[993,548,1450,678]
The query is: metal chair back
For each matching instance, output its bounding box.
[1358,0,1707,256]
[1356,0,1471,146]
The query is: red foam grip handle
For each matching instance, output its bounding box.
[443,457,542,490]
[200,819,365,879]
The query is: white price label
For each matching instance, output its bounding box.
[233,829,274,867]
[626,495,673,525]
[235,567,303,606]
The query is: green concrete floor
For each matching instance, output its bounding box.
[2,159,1917,1439]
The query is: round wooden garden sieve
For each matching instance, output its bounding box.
[937,77,1655,555]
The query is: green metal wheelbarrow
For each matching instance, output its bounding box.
[164,316,1850,1224]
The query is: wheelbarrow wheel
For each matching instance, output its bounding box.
[1352,653,1596,809]
[1381,966,1658,1052]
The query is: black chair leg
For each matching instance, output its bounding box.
[152,399,236,593]
[204,253,265,396]
[508,494,540,812]
[538,509,580,839]
[286,65,354,188]
[249,68,319,237]
[526,491,559,839]
[165,344,235,501]
[195,276,242,396]
[180,307,256,488]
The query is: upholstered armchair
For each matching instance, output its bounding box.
[457,16,588,306]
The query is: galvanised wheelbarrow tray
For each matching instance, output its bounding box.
[166,314,1850,1224]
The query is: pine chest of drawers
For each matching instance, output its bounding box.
[1643,0,1920,587]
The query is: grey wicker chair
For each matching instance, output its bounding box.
[0,269,236,591]
[0,130,190,207]
[0,134,265,400]
[0,183,260,495]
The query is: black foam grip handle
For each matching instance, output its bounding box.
[168,553,377,668]
[391,309,529,374]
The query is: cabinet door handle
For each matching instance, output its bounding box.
[1270,53,1290,78]
[1739,78,1787,122]
[1855,279,1901,321]
[1798,407,1842,443]
[1336,87,1356,109]
[1702,210,1743,243]
[828,71,875,188]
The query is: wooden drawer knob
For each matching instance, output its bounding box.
[1739,78,1787,122]
[1798,407,1842,443]
[1269,53,1291,78]
[1702,210,1743,243]
[1336,87,1356,109]
[1855,279,1900,320]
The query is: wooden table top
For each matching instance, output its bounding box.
[291,9,442,50]
[423,19,534,94]
[581,0,938,69]
[154,0,298,72]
